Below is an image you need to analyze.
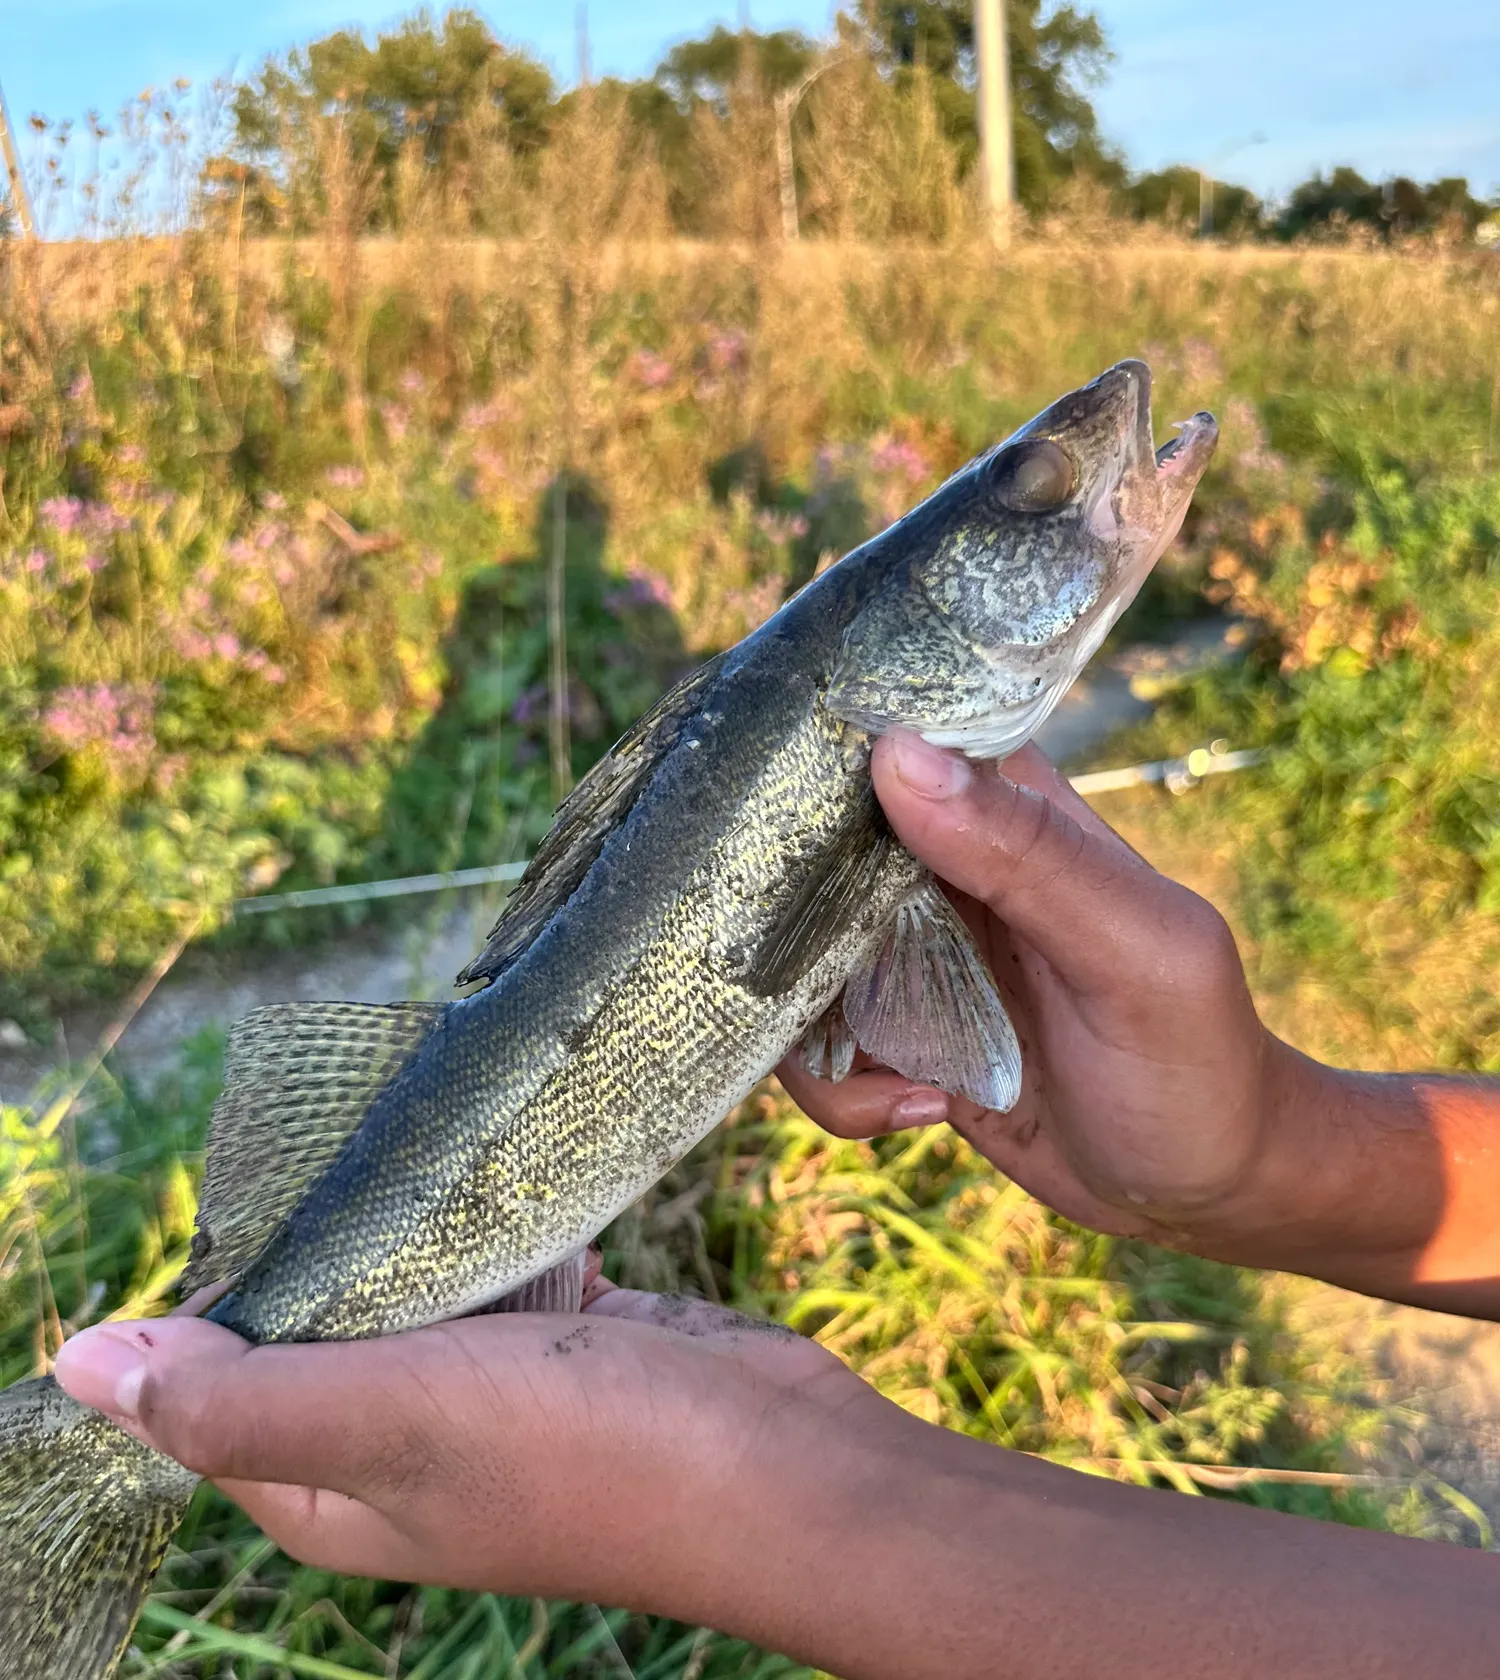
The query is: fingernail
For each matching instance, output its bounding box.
[893,1088,950,1127]
[54,1323,150,1422]
[888,731,971,800]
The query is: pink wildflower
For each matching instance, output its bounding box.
[630,350,674,390]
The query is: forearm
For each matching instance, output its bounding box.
[1184,1040,1500,1315]
[638,1402,1499,1680]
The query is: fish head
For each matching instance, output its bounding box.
[825,359,1218,758]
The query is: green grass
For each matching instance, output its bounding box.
[0,1022,1480,1678]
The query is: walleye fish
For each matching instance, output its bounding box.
[0,359,1215,1678]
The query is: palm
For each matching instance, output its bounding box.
[780,741,1273,1248]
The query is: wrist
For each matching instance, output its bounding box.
[588,1351,927,1673]
[1164,1038,1452,1295]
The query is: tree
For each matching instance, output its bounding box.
[852,0,1120,208]
[654,25,821,111]
[220,9,555,231]
[1121,166,1263,236]
[1276,168,1490,240]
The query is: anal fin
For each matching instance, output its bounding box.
[184,1001,445,1294]
[835,881,1022,1112]
[470,1251,587,1317]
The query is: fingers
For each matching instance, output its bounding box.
[871,731,1220,1000]
[775,1056,950,1138]
[55,1316,453,1497]
[214,1478,418,1579]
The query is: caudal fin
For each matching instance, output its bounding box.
[0,1374,197,1680]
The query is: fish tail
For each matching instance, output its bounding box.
[0,1374,198,1679]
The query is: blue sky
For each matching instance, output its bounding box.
[2,1,1496,202]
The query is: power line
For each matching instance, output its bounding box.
[230,746,1267,917]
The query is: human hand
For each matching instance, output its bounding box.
[53,1278,891,1610]
[55,1271,1500,1680]
[780,731,1312,1255]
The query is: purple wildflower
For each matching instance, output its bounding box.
[24,549,47,574]
[82,552,107,574]
[212,631,242,660]
[40,496,85,535]
[461,401,502,432]
[399,369,426,395]
[325,465,365,490]
[869,435,930,486]
[604,565,675,615]
[510,681,549,727]
[630,350,674,390]
[41,681,156,772]
[380,401,410,443]
[755,509,810,545]
[705,328,749,374]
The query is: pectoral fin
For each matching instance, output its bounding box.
[746,788,895,995]
[820,882,1022,1112]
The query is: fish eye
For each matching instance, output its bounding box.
[987,439,1077,513]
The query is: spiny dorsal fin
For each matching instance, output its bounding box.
[182,1001,444,1294]
[456,651,730,989]
[839,881,1022,1112]
[745,787,894,996]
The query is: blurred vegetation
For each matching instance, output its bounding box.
[3,210,1499,1022]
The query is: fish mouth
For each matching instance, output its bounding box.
[1154,409,1220,487]
[1112,357,1218,493]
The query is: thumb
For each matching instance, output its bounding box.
[54,1316,420,1494]
[871,731,1228,998]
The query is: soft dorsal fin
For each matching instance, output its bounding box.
[182,1001,444,1293]
[456,651,730,989]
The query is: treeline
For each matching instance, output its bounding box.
[1121,164,1494,241]
[192,3,1494,243]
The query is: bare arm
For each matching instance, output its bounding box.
[55,1295,1500,1680]
[780,732,1500,1319]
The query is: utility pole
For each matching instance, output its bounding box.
[575,3,591,89]
[974,0,1013,250]
[0,75,35,239]
[774,58,846,242]
[1199,133,1267,239]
